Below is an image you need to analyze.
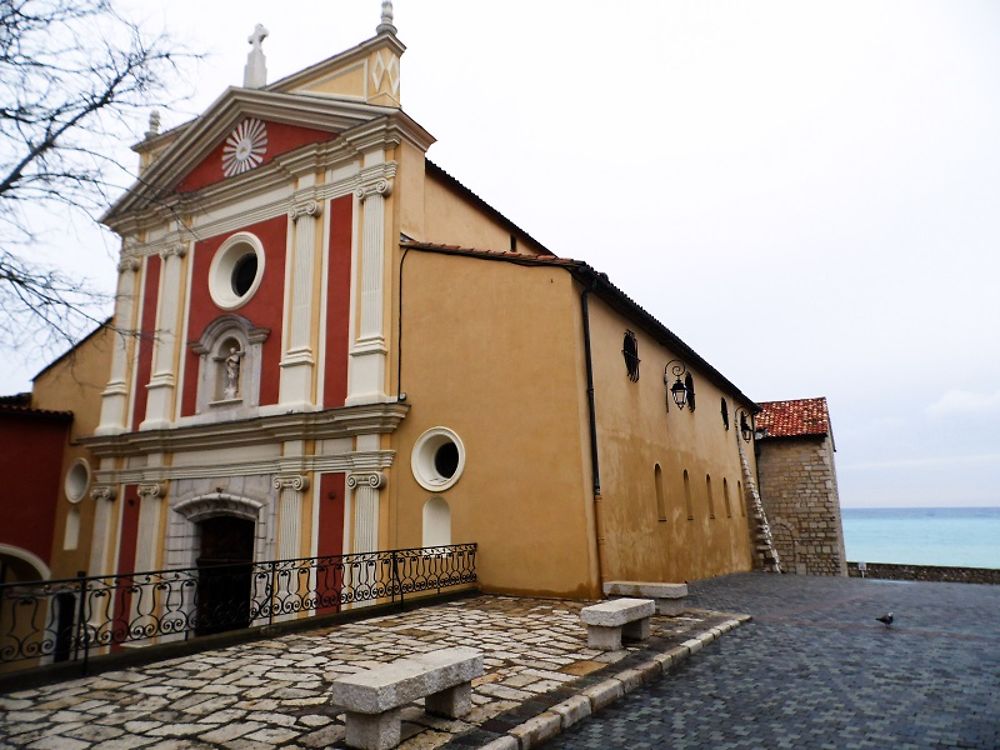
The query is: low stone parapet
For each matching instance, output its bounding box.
[847,562,1000,585]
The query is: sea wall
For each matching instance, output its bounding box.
[847,562,1000,585]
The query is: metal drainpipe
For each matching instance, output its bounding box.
[580,282,605,590]
[396,245,411,401]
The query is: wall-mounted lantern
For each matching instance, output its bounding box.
[736,408,753,443]
[664,359,689,411]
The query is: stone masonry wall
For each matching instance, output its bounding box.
[756,436,847,576]
[847,562,1000,585]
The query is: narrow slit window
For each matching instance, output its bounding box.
[683,470,693,520]
[706,474,715,519]
[723,478,732,518]
[655,464,666,522]
[685,373,696,411]
[738,480,745,516]
[721,398,729,430]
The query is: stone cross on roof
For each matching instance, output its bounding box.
[243,23,269,89]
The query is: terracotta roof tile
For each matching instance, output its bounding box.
[756,397,830,439]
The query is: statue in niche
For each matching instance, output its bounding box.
[222,346,244,399]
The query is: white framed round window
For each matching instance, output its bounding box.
[208,232,266,310]
[64,458,91,504]
[411,427,466,492]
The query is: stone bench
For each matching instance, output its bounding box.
[580,597,655,650]
[328,646,483,750]
[603,580,690,615]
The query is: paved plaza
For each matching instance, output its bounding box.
[550,573,1000,749]
[0,595,739,749]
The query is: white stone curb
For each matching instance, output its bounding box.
[494,615,751,749]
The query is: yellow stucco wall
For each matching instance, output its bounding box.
[421,173,547,256]
[585,295,754,583]
[32,324,114,580]
[389,251,600,598]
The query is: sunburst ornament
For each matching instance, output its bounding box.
[222,118,268,177]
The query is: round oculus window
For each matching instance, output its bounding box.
[411,427,466,492]
[208,232,265,310]
[64,458,90,504]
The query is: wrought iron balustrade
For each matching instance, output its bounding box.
[0,543,477,670]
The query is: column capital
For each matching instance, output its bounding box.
[273,474,310,492]
[347,471,386,490]
[90,484,117,502]
[137,481,167,500]
[158,244,187,260]
[354,179,392,201]
[290,199,323,222]
[117,256,141,274]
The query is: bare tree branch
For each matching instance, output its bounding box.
[0,0,195,352]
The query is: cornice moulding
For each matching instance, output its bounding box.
[79,402,409,458]
[93,449,396,486]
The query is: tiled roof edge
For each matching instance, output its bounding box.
[403,241,759,412]
[424,161,556,257]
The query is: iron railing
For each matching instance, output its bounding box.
[0,543,477,670]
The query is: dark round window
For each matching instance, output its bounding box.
[231,254,258,297]
[434,442,460,479]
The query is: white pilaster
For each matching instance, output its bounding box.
[134,482,166,572]
[278,196,323,409]
[87,484,117,576]
[273,473,309,622]
[141,245,187,430]
[95,258,141,435]
[346,172,393,406]
[347,471,385,553]
[274,474,309,560]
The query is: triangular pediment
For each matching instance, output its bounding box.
[106,88,398,224]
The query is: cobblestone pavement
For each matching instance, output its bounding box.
[549,573,1000,749]
[0,595,734,749]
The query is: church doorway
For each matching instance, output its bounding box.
[195,516,255,636]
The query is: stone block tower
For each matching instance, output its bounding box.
[755,397,848,576]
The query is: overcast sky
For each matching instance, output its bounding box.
[5,1,999,508]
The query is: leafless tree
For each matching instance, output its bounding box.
[0,0,186,351]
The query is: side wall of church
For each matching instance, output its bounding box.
[756,437,848,576]
[391,251,600,599]
[32,324,114,580]
[586,293,755,583]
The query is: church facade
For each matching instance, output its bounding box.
[18,7,778,604]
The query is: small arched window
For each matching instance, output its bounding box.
[683,469,693,520]
[685,373,696,411]
[654,464,666,522]
[706,474,716,519]
[622,330,640,382]
[721,398,729,430]
[723,477,733,518]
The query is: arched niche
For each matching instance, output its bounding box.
[190,314,269,416]
[422,497,452,548]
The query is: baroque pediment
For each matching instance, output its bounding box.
[105,88,400,226]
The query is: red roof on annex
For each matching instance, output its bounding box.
[756,397,831,439]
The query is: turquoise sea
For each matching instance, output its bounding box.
[842,507,1000,569]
